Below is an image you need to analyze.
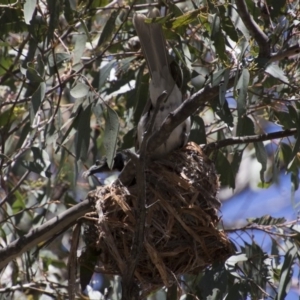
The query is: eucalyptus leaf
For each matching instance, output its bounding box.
[265,64,289,84]
[275,246,297,300]
[22,147,51,178]
[167,9,201,29]
[75,104,91,161]
[48,52,71,68]
[254,141,267,184]
[214,150,235,188]
[24,0,37,25]
[31,82,46,118]
[236,69,249,117]
[99,60,116,89]
[70,82,90,99]
[104,106,120,169]
[97,10,119,48]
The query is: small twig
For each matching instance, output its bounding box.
[225,219,299,238]
[203,128,297,153]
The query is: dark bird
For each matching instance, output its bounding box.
[82,152,126,181]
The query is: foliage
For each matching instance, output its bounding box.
[0,0,300,299]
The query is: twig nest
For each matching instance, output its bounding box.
[83,142,233,294]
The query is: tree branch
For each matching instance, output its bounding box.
[203,128,297,153]
[269,44,300,63]
[235,0,270,58]
[122,92,168,299]
[0,199,92,270]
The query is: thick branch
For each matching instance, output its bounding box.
[122,92,168,299]
[203,128,297,153]
[0,199,92,270]
[235,0,270,58]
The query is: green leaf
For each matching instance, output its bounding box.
[79,248,98,292]
[287,105,299,124]
[190,116,206,145]
[31,82,46,118]
[16,121,31,150]
[70,82,90,99]
[122,128,135,150]
[221,15,238,42]
[214,150,235,188]
[47,0,60,42]
[97,10,119,48]
[229,7,250,40]
[0,107,15,128]
[211,97,234,127]
[22,147,51,177]
[48,52,71,68]
[291,170,299,193]
[236,116,255,136]
[99,60,116,89]
[225,253,248,279]
[12,197,26,213]
[219,69,230,106]
[291,134,300,159]
[26,66,44,83]
[275,246,297,300]
[198,262,229,299]
[211,69,227,87]
[167,9,201,29]
[63,0,74,23]
[254,141,267,184]
[36,54,45,78]
[24,0,37,25]
[274,110,296,129]
[231,150,244,181]
[73,32,87,64]
[236,69,249,117]
[104,106,120,169]
[58,112,81,149]
[242,242,269,299]
[265,64,289,84]
[75,104,91,161]
[211,15,226,61]
[280,143,293,166]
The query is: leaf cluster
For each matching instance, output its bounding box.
[0,0,300,298]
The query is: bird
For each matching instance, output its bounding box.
[133,9,191,157]
[82,152,127,184]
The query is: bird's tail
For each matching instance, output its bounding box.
[133,9,173,85]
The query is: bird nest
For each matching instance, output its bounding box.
[83,142,233,294]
